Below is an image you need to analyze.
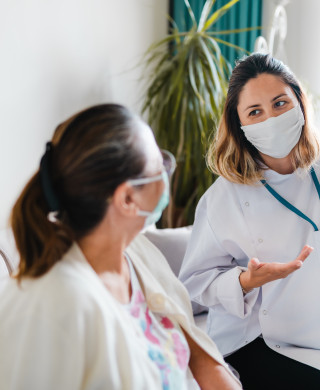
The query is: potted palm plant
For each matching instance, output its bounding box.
[142,0,256,227]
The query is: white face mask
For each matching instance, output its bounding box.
[240,105,305,158]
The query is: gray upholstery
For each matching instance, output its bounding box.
[0,228,19,278]
[143,226,192,277]
[143,226,208,317]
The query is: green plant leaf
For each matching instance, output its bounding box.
[141,0,259,226]
[144,33,183,54]
[203,0,239,31]
[207,26,262,35]
[214,37,250,54]
[183,0,197,27]
[198,0,215,32]
[177,96,187,159]
[197,37,222,98]
[188,48,204,103]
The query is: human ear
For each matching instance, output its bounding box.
[112,182,139,217]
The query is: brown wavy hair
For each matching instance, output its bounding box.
[207,53,320,184]
[11,104,146,279]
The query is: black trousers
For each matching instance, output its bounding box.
[224,337,320,390]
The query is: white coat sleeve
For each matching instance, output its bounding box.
[179,195,259,319]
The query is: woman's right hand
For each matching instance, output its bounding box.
[239,245,313,292]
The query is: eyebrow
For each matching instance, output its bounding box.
[271,93,288,102]
[244,93,289,112]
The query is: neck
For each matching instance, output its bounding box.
[78,236,126,274]
[77,215,137,275]
[260,153,294,175]
[77,217,137,304]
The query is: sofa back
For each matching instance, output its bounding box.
[0,229,19,277]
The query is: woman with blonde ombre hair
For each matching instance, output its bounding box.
[209,55,320,185]
[180,53,320,389]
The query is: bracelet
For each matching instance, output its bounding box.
[241,286,251,295]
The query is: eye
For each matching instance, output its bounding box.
[274,100,286,108]
[249,109,260,117]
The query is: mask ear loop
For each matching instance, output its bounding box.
[39,142,61,223]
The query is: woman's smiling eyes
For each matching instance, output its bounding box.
[249,109,260,117]
[274,100,286,108]
[248,100,287,117]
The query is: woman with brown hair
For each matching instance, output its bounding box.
[0,104,240,389]
[180,53,320,389]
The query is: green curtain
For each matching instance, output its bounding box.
[169,0,263,67]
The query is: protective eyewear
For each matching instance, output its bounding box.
[127,149,176,186]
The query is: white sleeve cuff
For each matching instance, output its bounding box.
[217,266,260,319]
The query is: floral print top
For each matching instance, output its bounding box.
[124,256,190,390]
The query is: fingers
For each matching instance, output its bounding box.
[277,246,313,276]
[263,261,298,279]
[285,245,314,273]
[285,259,303,272]
[296,245,314,262]
[248,257,260,271]
[246,245,314,286]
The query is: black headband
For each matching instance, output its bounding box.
[39,142,61,213]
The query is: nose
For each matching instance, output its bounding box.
[265,107,277,119]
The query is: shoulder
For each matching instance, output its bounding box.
[127,234,194,316]
[127,234,174,277]
[49,254,126,326]
[2,248,121,329]
[197,176,249,218]
[202,176,241,204]
[312,160,320,175]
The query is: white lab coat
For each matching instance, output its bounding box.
[0,234,238,390]
[179,165,320,369]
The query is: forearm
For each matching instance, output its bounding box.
[239,269,255,292]
[183,330,242,390]
[190,358,241,390]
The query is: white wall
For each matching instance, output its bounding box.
[0,0,168,228]
[262,0,320,115]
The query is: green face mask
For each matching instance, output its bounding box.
[127,171,169,228]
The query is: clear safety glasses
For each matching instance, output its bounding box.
[161,149,176,177]
[127,149,176,186]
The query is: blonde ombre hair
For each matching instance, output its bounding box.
[207,53,320,185]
